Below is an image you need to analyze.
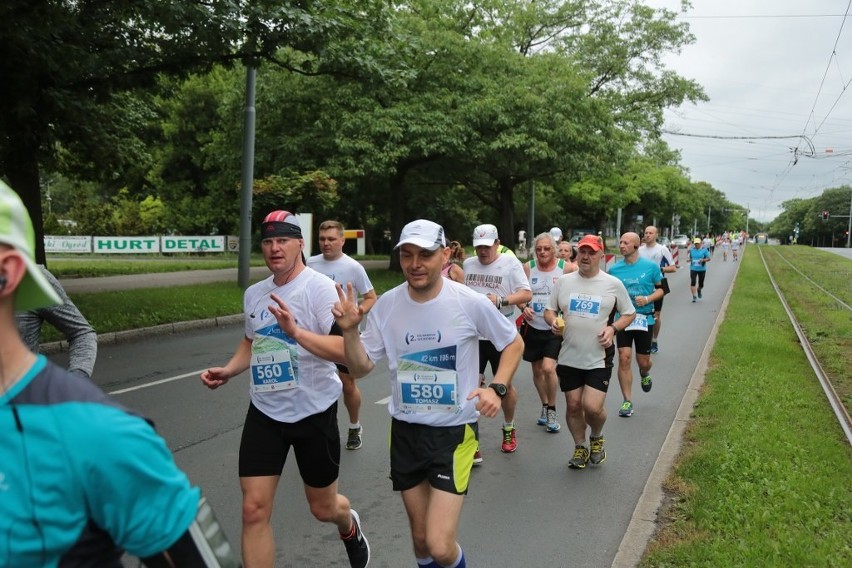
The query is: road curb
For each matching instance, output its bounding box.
[39,313,245,355]
[611,250,744,567]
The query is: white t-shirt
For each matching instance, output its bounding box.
[243,269,342,422]
[307,253,374,296]
[360,280,518,427]
[527,259,566,331]
[463,254,530,318]
[546,270,635,370]
[638,243,674,269]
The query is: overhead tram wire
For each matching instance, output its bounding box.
[793,0,852,155]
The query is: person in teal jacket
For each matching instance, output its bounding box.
[687,237,711,302]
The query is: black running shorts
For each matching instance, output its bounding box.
[556,365,613,393]
[390,418,478,495]
[239,401,340,488]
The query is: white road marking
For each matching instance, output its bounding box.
[109,369,205,395]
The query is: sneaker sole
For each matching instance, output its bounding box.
[641,381,652,393]
[619,411,633,417]
[546,424,560,433]
[568,461,588,470]
[590,452,606,465]
[346,440,363,450]
[501,446,518,453]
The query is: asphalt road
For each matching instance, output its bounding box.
[49,255,742,567]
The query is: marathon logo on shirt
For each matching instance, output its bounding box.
[465,273,504,288]
[404,330,443,344]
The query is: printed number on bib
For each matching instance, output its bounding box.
[626,313,648,332]
[568,293,602,319]
[398,370,458,413]
[250,349,297,392]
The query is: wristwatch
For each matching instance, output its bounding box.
[488,383,508,399]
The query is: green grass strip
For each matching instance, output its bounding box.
[643,250,852,567]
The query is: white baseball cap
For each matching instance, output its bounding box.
[472,224,498,247]
[0,181,62,310]
[395,219,446,251]
[550,227,563,241]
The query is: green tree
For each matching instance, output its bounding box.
[0,0,395,262]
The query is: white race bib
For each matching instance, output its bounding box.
[398,370,459,413]
[625,313,648,332]
[568,293,602,319]
[250,348,297,392]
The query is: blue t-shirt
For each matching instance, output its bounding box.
[1,356,200,566]
[688,248,711,272]
[608,257,662,325]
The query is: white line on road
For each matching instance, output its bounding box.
[109,370,204,395]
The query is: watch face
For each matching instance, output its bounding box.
[490,383,507,397]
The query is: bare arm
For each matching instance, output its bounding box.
[357,289,378,314]
[200,336,252,389]
[268,292,345,363]
[466,333,524,418]
[332,283,375,378]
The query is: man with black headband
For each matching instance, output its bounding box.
[201,210,370,568]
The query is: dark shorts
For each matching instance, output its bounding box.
[390,418,478,495]
[690,270,707,288]
[653,298,664,311]
[479,340,501,375]
[520,323,561,362]
[616,324,655,355]
[556,365,612,393]
[239,401,340,488]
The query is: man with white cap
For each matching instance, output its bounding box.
[201,210,370,568]
[333,219,523,568]
[0,181,240,566]
[463,223,531,457]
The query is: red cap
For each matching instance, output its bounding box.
[577,234,604,251]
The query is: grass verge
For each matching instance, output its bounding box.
[642,249,852,567]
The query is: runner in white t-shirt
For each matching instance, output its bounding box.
[638,225,677,354]
[334,219,523,568]
[201,211,370,568]
[544,234,636,470]
[308,219,377,451]
[463,223,532,458]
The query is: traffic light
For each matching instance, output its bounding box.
[821,210,830,221]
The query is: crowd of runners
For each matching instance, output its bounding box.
[3,180,750,567]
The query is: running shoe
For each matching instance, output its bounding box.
[618,400,634,417]
[692,296,697,303]
[641,374,653,393]
[589,436,606,465]
[697,288,703,299]
[546,409,560,433]
[650,341,658,354]
[346,427,363,450]
[473,448,483,466]
[501,426,518,453]
[537,405,548,426]
[341,509,370,568]
[568,445,590,469]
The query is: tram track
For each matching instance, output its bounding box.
[758,246,852,444]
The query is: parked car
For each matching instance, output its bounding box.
[671,234,690,248]
[657,236,671,247]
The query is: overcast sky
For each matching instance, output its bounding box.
[645,0,852,222]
